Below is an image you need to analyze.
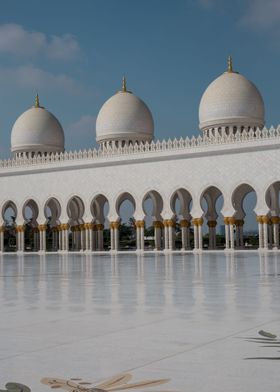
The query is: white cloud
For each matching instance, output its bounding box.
[239,0,280,30]
[0,65,84,94]
[0,23,81,60]
[47,34,81,60]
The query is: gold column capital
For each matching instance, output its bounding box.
[192,218,203,226]
[38,224,47,232]
[271,216,280,224]
[180,219,190,228]
[163,219,175,227]
[96,223,104,230]
[256,215,270,224]
[262,215,270,224]
[15,225,25,233]
[0,226,5,233]
[235,219,244,227]
[135,220,145,228]
[207,220,217,228]
[110,221,120,229]
[153,220,163,228]
[227,217,236,225]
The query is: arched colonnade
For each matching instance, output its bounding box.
[1,182,280,253]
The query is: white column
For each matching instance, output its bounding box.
[39,230,43,251]
[263,219,268,249]
[140,225,145,250]
[164,221,169,250]
[257,216,264,249]
[58,227,62,251]
[272,217,279,249]
[62,227,66,251]
[80,226,85,251]
[136,225,141,250]
[193,224,198,250]
[63,225,69,252]
[258,223,264,249]
[230,224,235,250]
[268,221,273,248]
[39,225,46,252]
[85,227,89,251]
[17,230,21,251]
[110,223,115,251]
[0,228,4,252]
[114,223,119,251]
[17,227,25,252]
[168,224,174,250]
[224,219,230,250]
[16,226,24,252]
[198,223,203,250]
[89,226,93,251]
[181,222,187,250]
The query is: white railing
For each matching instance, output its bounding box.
[0,126,279,169]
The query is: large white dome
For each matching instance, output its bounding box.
[199,59,265,132]
[96,79,154,146]
[11,96,65,157]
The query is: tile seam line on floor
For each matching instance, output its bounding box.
[123,318,280,373]
[1,317,279,364]
[0,314,179,361]
[0,310,180,334]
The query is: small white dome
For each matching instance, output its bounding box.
[96,79,154,145]
[199,59,265,132]
[11,96,64,156]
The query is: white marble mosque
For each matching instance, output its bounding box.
[1,57,280,254]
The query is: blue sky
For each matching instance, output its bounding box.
[0,0,280,158]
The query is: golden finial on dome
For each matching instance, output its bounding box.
[122,76,127,92]
[227,55,233,73]
[35,93,40,108]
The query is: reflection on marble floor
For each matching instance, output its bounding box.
[0,252,280,392]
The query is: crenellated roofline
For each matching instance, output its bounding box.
[1,125,280,171]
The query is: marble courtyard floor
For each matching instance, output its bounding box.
[0,252,280,392]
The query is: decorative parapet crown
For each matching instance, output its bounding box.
[1,126,280,169]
